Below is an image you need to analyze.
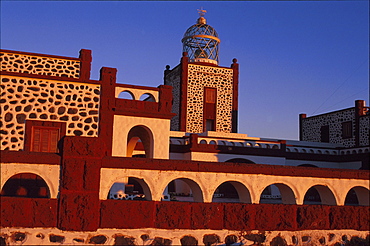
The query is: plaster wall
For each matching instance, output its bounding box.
[111,115,170,159]
[115,86,159,102]
[100,167,369,205]
[189,152,286,165]
[0,163,60,198]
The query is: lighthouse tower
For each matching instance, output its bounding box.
[165,9,239,133]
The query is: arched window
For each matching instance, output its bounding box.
[1,173,50,198]
[260,183,296,204]
[212,181,251,203]
[163,178,203,202]
[118,90,135,100]
[127,125,154,158]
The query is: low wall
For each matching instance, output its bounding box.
[1,198,368,231]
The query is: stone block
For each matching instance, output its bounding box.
[155,201,191,229]
[191,202,224,229]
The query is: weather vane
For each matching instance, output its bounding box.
[197,7,207,17]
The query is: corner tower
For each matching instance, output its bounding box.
[165,10,239,133]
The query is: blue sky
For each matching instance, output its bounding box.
[1,1,368,140]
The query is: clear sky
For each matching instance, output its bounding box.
[1,1,369,140]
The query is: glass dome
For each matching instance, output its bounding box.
[182,15,220,65]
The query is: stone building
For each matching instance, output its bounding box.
[0,12,369,246]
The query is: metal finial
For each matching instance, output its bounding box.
[197,7,207,17]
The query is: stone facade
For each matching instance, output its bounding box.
[300,108,356,147]
[0,76,100,151]
[186,64,234,133]
[165,65,181,131]
[1,51,80,79]
[359,115,370,147]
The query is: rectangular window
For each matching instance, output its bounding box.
[31,126,60,152]
[342,121,353,139]
[320,125,330,143]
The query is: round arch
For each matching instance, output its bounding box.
[127,125,154,158]
[298,164,319,168]
[1,173,50,198]
[107,176,152,201]
[344,186,369,206]
[139,93,156,102]
[303,185,337,205]
[225,158,256,164]
[163,178,204,202]
[212,181,251,203]
[118,90,135,100]
[259,183,296,204]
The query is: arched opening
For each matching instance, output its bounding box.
[163,178,203,202]
[303,185,337,205]
[118,90,135,100]
[225,158,256,164]
[1,173,50,198]
[298,164,318,168]
[344,186,369,206]
[127,125,154,158]
[139,93,155,102]
[259,183,296,204]
[108,177,151,201]
[212,181,251,203]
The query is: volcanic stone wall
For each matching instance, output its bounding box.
[359,115,370,146]
[0,76,100,151]
[0,51,80,78]
[1,197,369,245]
[165,65,181,131]
[300,109,356,147]
[187,64,234,133]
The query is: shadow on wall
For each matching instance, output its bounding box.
[1,173,50,198]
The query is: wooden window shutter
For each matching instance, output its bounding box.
[205,88,217,103]
[31,126,60,152]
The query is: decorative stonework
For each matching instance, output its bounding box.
[301,109,356,147]
[0,52,80,78]
[359,116,369,147]
[165,66,181,131]
[187,64,233,133]
[0,76,100,151]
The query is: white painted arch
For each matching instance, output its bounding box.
[0,163,60,198]
[100,168,369,205]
